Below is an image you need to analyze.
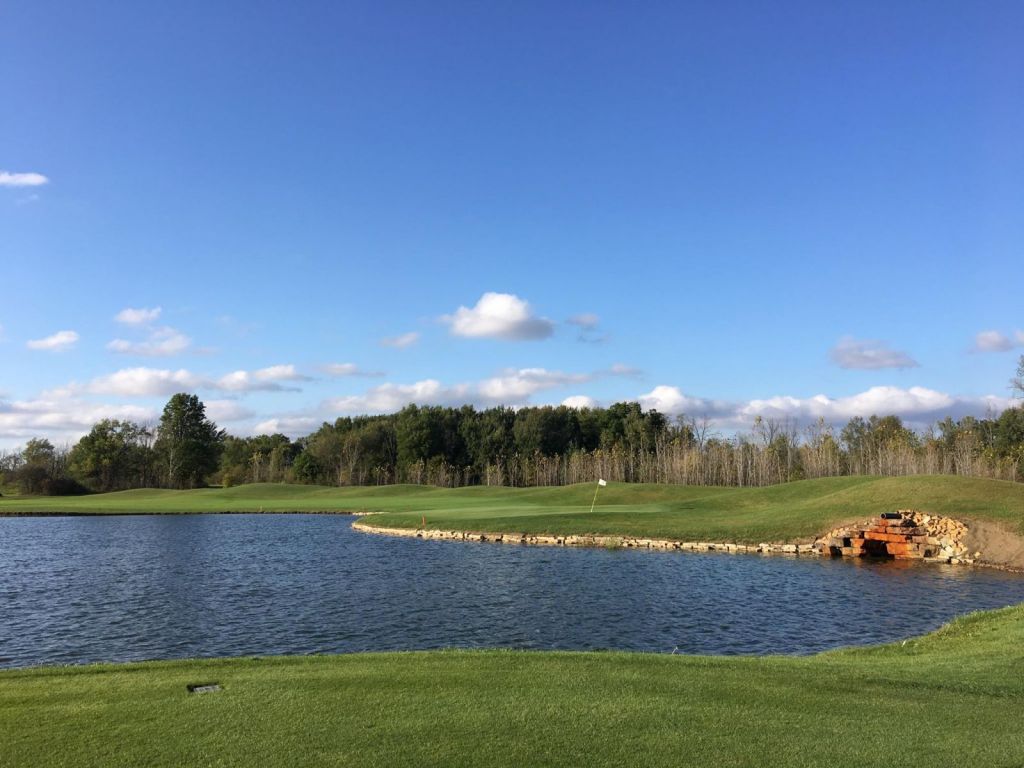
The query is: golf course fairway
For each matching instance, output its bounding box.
[4,475,1024,766]
[2,475,1024,545]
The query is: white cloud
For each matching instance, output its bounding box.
[443,292,554,341]
[108,326,191,357]
[567,313,600,330]
[829,337,918,370]
[297,380,1015,439]
[0,396,156,442]
[326,379,472,414]
[0,390,264,445]
[973,330,1023,353]
[738,386,957,423]
[0,171,49,188]
[26,330,79,351]
[562,395,598,409]
[322,363,385,377]
[638,386,726,417]
[85,368,206,397]
[380,331,420,348]
[256,364,305,381]
[321,367,603,417]
[47,364,311,400]
[217,364,309,392]
[567,312,608,343]
[609,363,642,377]
[637,384,1014,431]
[323,363,358,376]
[477,368,590,402]
[114,306,162,325]
[253,416,322,435]
[204,400,256,423]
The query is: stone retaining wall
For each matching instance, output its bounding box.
[355,508,978,566]
[354,522,821,557]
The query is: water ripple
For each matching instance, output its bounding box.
[2,514,1024,668]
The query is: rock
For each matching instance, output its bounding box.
[353,507,979,571]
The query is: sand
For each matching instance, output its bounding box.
[966,519,1024,571]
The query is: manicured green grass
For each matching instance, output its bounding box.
[3,475,1023,543]
[4,479,1024,765]
[4,605,1024,767]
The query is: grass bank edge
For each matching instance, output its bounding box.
[2,602,1021,681]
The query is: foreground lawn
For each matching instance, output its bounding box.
[3,605,1024,767]
[2,475,1023,543]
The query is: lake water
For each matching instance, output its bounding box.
[3,513,1024,668]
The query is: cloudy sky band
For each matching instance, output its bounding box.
[1,296,1020,446]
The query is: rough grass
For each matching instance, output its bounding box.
[3,605,1024,767]
[3,475,1022,543]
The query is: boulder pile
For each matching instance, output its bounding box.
[815,510,974,564]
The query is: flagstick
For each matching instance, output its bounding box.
[589,482,601,515]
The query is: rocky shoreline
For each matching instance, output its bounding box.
[354,508,993,568]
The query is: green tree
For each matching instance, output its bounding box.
[22,438,56,466]
[599,402,663,453]
[462,407,516,477]
[1013,355,1024,399]
[11,438,83,495]
[575,407,605,451]
[153,394,225,489]
[17,438,58,494]
[514,406,580,457]
[68,420,153,492]
[396,405,465,469]
[993,407,1024,458]
[219,435,253,486]
[292,451,322,484]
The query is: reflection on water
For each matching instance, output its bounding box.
[2,514,1023,668]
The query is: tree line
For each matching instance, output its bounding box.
[3,357,1023,495]
[0,393,223,495]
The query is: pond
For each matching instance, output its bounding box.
[3,514,1024,668]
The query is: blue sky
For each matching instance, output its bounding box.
[1,0,1022,446]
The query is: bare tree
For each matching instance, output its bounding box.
[688,414,715,450]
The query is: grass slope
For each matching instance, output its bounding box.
[2,475,1023,543]
[4,605,1024,767]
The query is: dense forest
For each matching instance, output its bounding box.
[3,358,1024,495]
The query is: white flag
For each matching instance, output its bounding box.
[598,479,607,486]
